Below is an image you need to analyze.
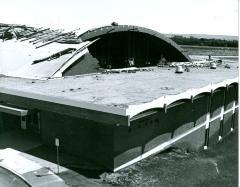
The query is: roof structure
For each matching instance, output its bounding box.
[0,64,238,119]
[0,24,238,120]
[79,25,191,63]
[0,24,192,79]
[0,40,90,79]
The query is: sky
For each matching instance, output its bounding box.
[0,0,238,36]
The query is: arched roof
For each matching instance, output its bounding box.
[78,25,191,62]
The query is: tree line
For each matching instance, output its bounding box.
[170,35,238,48]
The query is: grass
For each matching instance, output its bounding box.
[97,129,238,186]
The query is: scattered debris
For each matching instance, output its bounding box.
[0,23,81,45]
[175,65,184,73]
[210,62,217,69]
[32,48,76,65]
[224,64,231,69]
[140,68,154,72]
[185,66,190,72]
[169,56,223,69]
[101,67,153,74]
[62,88,82,92]
[160,87,174,90]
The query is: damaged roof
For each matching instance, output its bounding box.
[0,40,90,79]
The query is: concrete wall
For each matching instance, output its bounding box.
[40,110,114,170]
[113,84,238,170]
[0,112,20,133]
[0,83,238,171]
[113,95,210,168]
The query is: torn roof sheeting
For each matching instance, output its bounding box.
[0,39,90,79]
[0,23,92,79]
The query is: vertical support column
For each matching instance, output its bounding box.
[106,35,110,68]
[37,111,41,134]
[219,106,224,141]
[20,116,27,130]
[231,101,236,131]
[204,94,212,150]
[204,113,210,150]
[164,104,167,113]
[0,113,4,133]
[231,85,237,131]
[219,86,227,140]
[127,31,130,61]
[146,35,150,63]
[132,28,135,60]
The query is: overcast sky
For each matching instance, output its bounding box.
[0,0,238,36]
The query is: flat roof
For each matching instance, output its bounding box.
[0,64,238,117]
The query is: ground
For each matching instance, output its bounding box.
[94,129,238,186]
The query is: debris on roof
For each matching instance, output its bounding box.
[0,23,81,45]
[32,48,76,65]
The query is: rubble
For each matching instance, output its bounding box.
[0,23,81,45]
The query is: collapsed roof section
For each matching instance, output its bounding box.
[78,25,191,69]
[0,39,95,79]
[0,23,81,44]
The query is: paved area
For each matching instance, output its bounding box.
[0,148,104,187]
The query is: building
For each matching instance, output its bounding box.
[0,24,238,172]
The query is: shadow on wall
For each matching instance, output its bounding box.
[114,83,238,169]
[113,95,209,168]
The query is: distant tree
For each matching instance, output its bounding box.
[170,35,238,47]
